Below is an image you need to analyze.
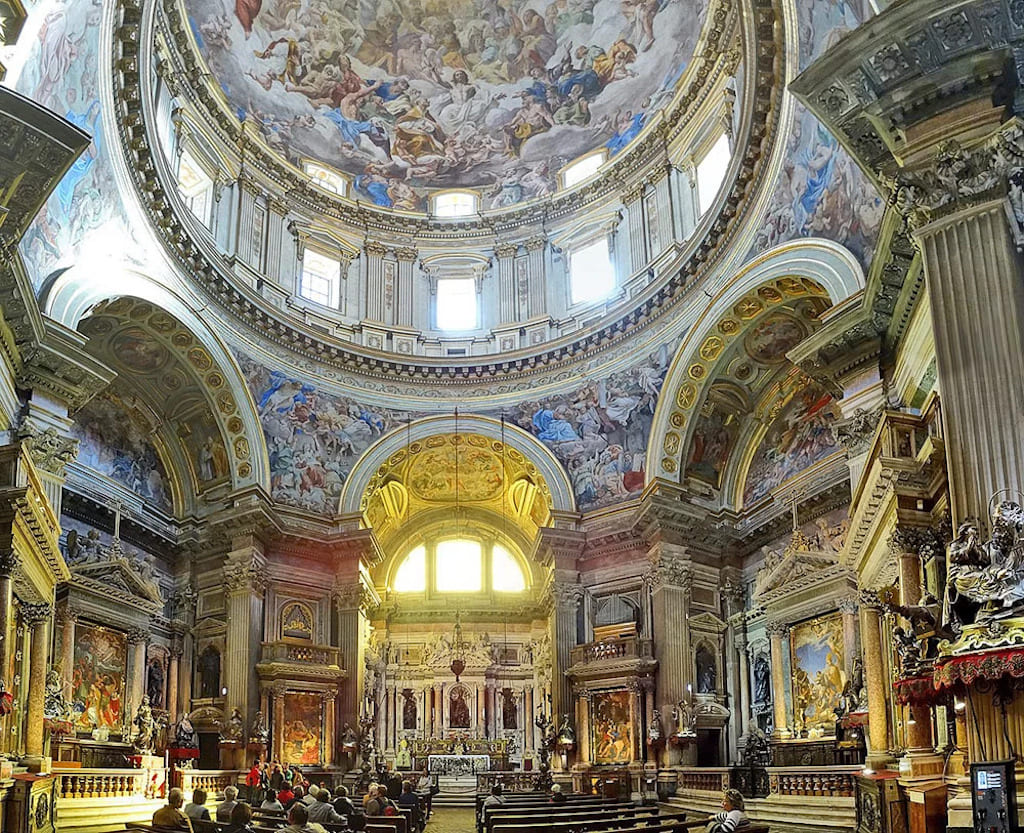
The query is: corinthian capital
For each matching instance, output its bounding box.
[21,603,53,627]
[643,553,691,591]
[223,558,267,595]
[765,621,790,638]
[835,407,883,457]
[551,582,585,609]
[335,581,375,614]
[18,423,79,476]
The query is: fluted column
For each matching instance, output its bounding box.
[550,582,584,720]
[767,623,790,739]
[494,243,519,322]
[433,682,442,735]
[223,540,266,726]
[624,183,648,273]
[859,595,890,766]
[364,241,388,322]
[0,551,16,756]
[127,627,149,723]
[335,582,369,730]
[646,545,691,763]
[395,248,417,327]
[915,198,1024,524]
[524,237,546,318]
[23,603,52,770]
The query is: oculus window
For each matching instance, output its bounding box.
[176,150,213,227]
[299,249,342,308]
[562,152,605,188]
[696,133,732,216]
[436,278,477,330]
[433,191,478,218]
[391,538,527,595]
[569,237,615,305]
[304,161,347,196]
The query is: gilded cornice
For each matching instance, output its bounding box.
[109,0,784,384]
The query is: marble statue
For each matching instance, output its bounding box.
[174,711,198,748]
[741,727,769,766]
[218,707,245,742]
[647,708,664,745]
[133,696,157,753]
[44,669,72,723]
[945,502,1024,627]
[672,698,696,738]
[556,713,576,747]
[835,657,866,717]
[893,626,921,675]
[250,710,269,745]
[753,655,771,704]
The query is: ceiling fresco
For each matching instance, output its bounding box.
[186,0,704,207]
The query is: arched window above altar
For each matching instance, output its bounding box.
[390,536,528,596]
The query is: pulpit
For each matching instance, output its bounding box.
[6,774,56,833]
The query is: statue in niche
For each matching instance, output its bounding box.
[174,711,198,749]
[741,727,769,767]
[133,696,156,753]
[696,648,716,694]
[501,688,517,730]
[147,660,165,709]
[402,690,417,730]
[198,646,220,699]
[250,710,269,745]
[753,655,770,704]
[449,688,470,729]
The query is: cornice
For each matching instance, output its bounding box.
[109,0,784,384]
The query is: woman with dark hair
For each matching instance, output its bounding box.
[225,802,255,833]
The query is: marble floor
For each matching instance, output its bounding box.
[427,807,477,833]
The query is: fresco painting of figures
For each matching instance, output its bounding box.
[186,0,702,208]
[71,391,173,512]
[742,382,843,506]
[591,689,633,764]
[236,352,399,514]
[789,613,846,735]
[69,624,127,732]
[281,692,323,764]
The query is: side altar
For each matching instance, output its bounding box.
[412,738,508,771]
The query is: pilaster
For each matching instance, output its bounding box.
[223,538,267,727]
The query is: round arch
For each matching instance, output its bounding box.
[40,268,271,495]
[339,414,577,517]
[647,239,865,483]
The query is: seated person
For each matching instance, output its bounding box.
[286,785,305,810]
[261,788,285,813]
[333,785,357,818]
[225,802,256,833]
[707,789,749,832]
[278,783,295,806]
[153,787,190,829]
[397,780,422,831]
[365,784,388,816]
[549,784,566,805]
[309,789,347,825]
[185,788,211,821]
[282,803,311,833]
[303,785,320,806]
[482,784,505,809]
[217,786,240,822]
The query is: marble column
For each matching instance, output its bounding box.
[23,603,52,771]
[524,237,546,317]
[767,623,790,739]
[59,606,77,688]
[394,248,417,327]
[646,546,691,764]
[733,630,750,743]
[433,683,442,735]
[494,243,519,322]
[550,582,584,721]
[914,198,1024,525]
[0,550,18,756]
[576,691,591,765]
[524,687,534,752]
[859,598,890,766]
[839,598,860,683]
[127,627,149,719]
[168,642,182,722]
[223,540,266,726]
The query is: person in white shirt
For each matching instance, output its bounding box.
[707,789,749,832]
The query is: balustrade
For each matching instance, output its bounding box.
[476,772,542,794]
[569,636,654,666]
[176,770,241,797]
[57,769,146,800]
[766,766,858,798]
[261,641,340,666]
[676,767,730,794]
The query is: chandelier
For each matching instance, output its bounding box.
[450,611,467,681]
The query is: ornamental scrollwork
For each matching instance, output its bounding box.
[551,582,585,609]
[20,603,53,627]
[834,407,883,457]
[17,423,79,476]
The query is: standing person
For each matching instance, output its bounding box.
[270,762,285,790]
[707,789,749,832]
[246,759,262,804]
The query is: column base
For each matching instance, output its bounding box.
[22,755,49,774]
[902,750,944,780]
[864,751,896,771]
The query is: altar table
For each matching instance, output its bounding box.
[427,754,491,776]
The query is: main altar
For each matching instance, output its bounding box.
[412,738,509,772]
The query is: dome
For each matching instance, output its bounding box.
[185,0,706,209]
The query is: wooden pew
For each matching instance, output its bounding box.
[492,813,689,833]
[485,805,658,833]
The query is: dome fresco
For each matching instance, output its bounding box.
[186,0,704,208]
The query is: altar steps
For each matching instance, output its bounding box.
[431,775,479,808]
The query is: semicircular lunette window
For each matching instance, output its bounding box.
[391,538,527,594]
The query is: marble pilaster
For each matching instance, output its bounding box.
[223,539,266,726]
[766,623,790,739]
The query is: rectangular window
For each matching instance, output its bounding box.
[569,237,615,305]
[433,191,478,218]
[304,161,347,196]
[696,133,732,216]
[176,150,213,228]
[436,539,482,592]
[562,152,605,188]
[299,249,342,308]
[436,278,477,330]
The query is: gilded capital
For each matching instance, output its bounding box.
[21,603,53,628]
[0,550,19,577]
